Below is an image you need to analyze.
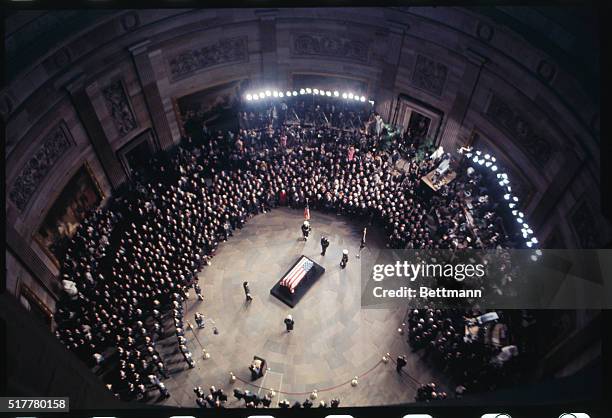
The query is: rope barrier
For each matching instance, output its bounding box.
[230,351,425,396]
[233,359,383,396]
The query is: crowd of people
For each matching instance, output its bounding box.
[53,95,524,406]
[406,307,526,400]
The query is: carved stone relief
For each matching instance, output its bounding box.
[476,21,494,42]
[536,59,556,83]
[484,94,553,167]
[168,37,249,81]
[9,123,75,212]
[102,79,137,137]
[291,33,369,63]
[411,54,448,97]
[121,12,140,31]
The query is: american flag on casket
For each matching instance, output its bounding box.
[280,257,314,294]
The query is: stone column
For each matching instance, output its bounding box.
[129,40,177,150]
[438,49,488,154]
[65,75,127,190]
[256,9,279,85]
[530,147,584,227]
[373,22,406,121]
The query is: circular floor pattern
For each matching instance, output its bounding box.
[155,208,450,407]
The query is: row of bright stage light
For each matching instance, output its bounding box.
[463,149,540,259]
[244,88,374,104]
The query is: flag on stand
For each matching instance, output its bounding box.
[304,199,310,220]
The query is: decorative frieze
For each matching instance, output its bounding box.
[291,33,369,63]
[167,37,249,81]
[9,123,74,212]
[102,79,137,137]
[411,54,448,97]
[485,94,553,167]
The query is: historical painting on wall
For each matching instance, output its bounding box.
[19,284,53,328]
[35,164,103,267]
[292,73,369,97]
[177,78,250,133]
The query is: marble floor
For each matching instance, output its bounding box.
[150,207,451,408]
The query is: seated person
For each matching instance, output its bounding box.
[249,356,267,380]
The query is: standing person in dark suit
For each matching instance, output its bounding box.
[320,236,329,255]
[396,355,407,373]
[284,314,295,332]
[243,281,253,302]
[340,249,349,268]
[356,227,367,258]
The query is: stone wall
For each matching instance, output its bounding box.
[2,7,605,316]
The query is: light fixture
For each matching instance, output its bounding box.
[292,91,298,96]
[527,228,533,234]
[279,92,284,97]
[513,196,519,202]
[326,91,332,96]
[246,94,253,101]
[526,241,533,247]
[504,194,510,200]
[476,150,482,156]
[506,185,511,192]
[286,90,292,96]
[531,237,538,243]
[272,91,279,97]
[259,91,265,98]
[348,92,354,99]
[535,249,542,256]
[530,255,538,261]
[484,154,491,160]
[518,212,524,218]
[306,88,312,93]
[523,223,529,229]
[509,203,516,208]
[333,91,339,97]
[478,159,485,165]
[313,89,319,94]
[300,88,305,94]
[517,218,524,224]
[485,161,492,167]
[265,90,271,97]
[253,94,259,100]
[342,93,348,99]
